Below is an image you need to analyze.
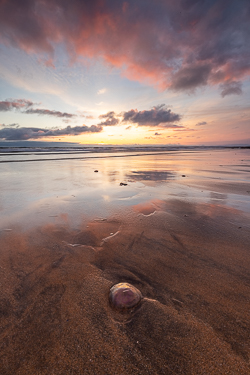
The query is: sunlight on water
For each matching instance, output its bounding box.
[0,148,249,229]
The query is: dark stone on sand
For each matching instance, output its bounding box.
[109,283,142,310]
[120,182,128,186]
[94,170,98,172]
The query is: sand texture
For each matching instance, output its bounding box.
[0,199,250,374]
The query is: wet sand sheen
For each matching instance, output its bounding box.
[0,200,250,374]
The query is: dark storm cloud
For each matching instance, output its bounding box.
[220,81,243,97]
[0,125,102,140]
[121,105,181,127]
[0,0,249,92]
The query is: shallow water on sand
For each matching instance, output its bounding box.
[0,148,249,230]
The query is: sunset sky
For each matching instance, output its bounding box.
[0,0,249,146]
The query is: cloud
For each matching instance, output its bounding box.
[171,65,211,91]
[0,98,76,118]
[0,125,102,140]
[0,123,19,128]
[97,88,107,95]
[1,0,249,92]
[173,128,196,132]
[121,105,181,127]
[1,99,182,131]
[95,104,182,128]
[98,111,120,126]
[0,99,33,111]
[196,121,207,126]
[25,108,76,118]
[220,81,243,97]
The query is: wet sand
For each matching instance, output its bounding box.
[0,198,250,374]
[0,148,250,374]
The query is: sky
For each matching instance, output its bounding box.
[0,0,250,146]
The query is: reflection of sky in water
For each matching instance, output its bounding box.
[0,149,249,229]
[126,170,175,182]
[210,192,228,200]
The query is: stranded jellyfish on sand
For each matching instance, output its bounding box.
[109,282,142,310]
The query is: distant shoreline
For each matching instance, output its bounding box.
[0,145,250,154]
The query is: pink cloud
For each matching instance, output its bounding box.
[0,0,249,92]
[0,99,33,111]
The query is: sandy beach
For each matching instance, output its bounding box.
[1,0,250,371]
[0,148,250,374]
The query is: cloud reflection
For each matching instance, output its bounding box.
[126,170,175,182]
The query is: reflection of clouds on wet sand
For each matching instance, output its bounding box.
[133,198,250,230]
[210,192,227,200]
[210,191,228,205]
[126,170,175,183]
[1,149,250,232]
[107,170,119,183]
[133,199,166,215]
